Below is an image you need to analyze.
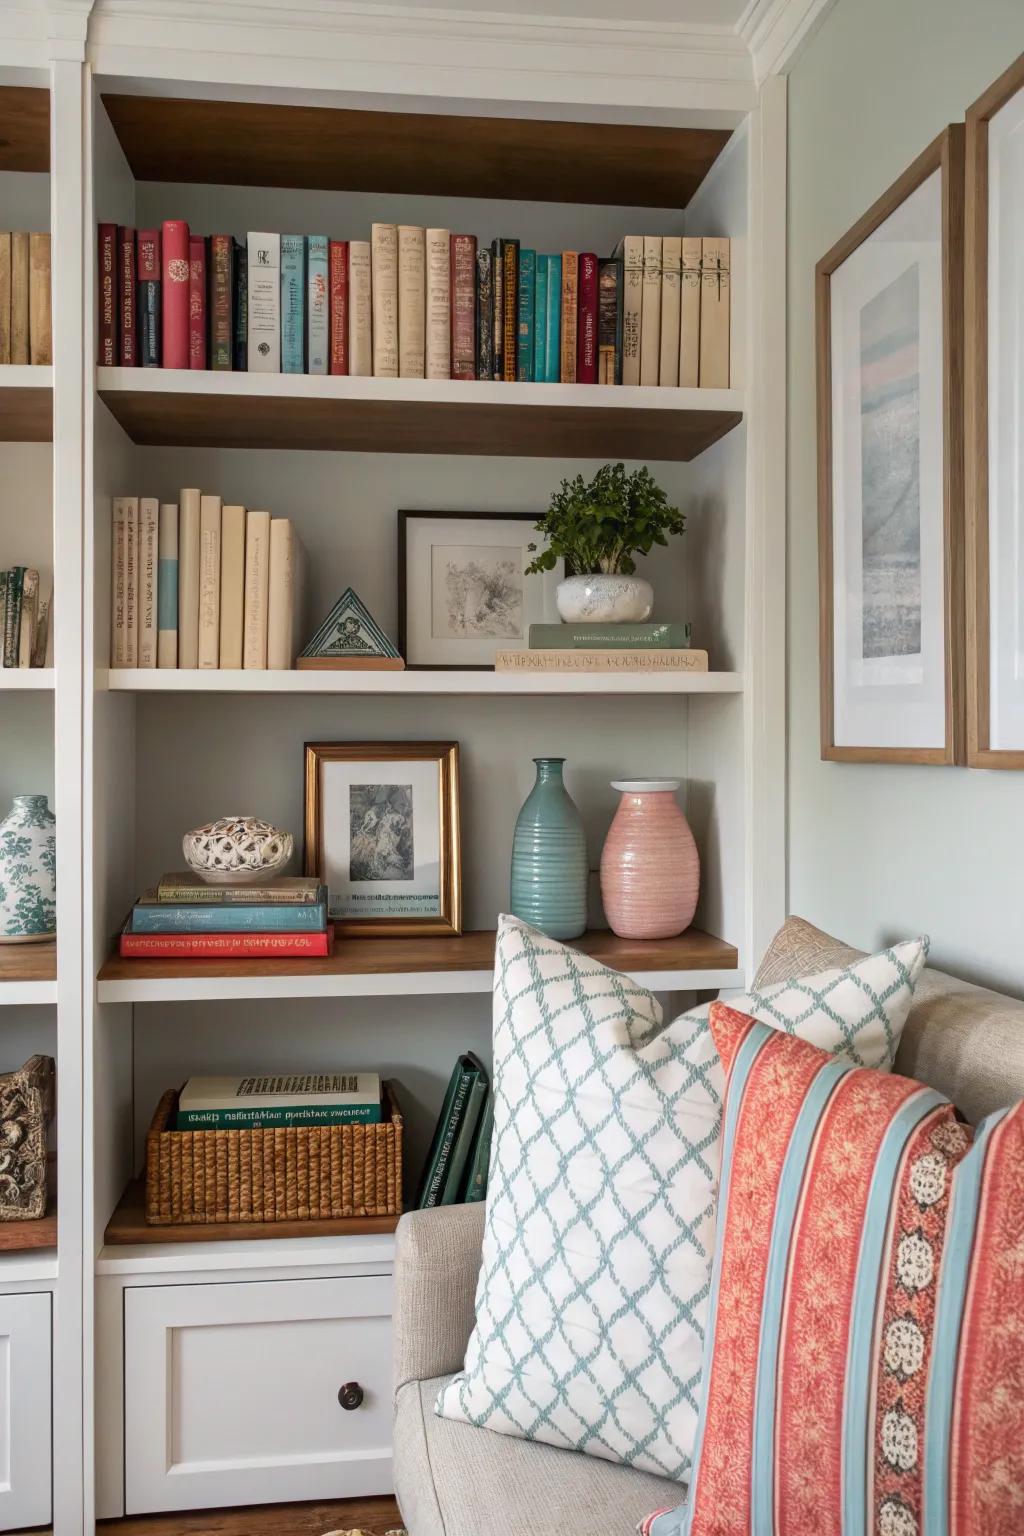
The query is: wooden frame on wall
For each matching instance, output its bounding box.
[816,126,965,765]
[965,51,1024,769]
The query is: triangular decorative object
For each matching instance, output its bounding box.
[297,588,405,670]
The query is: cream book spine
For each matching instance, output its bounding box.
[640,235,663,388]
[0,233,12,364]
[198,493,222,669]
[243,510,272,669]
[138,496,159,669]
[18,568,38,668]
[123,494,139,667]
[370,223,398,378]
[157,503,179,669]
[616,235,643,388]
[219,504,247,670]
[679,237,702,388]
[659,235,681,387]
[110,497,128,667]
[10,232,29,366]
[495,649,709,673]
[177,487,202,668]
[699,236,730,388]
[348,241,372,378]
[397,226,425,379]
[267,517,303,670]
[425,228,451,381]
[246,232,280,373]
[28,232,51,366]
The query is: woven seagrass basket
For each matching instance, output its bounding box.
[144,1080,403,1226]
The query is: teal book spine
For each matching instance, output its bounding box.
[517,249,536,381]
[543,254,561,382]
[176,1103,381,1130]
[131,901,326,934]
[306,234,329,375]
[280,234,306,374]
[528,621,693,649]
[462,1092,494,1203]
[533,255,548,382]
[440,1063,489,1205]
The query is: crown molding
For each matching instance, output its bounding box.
[737,0,836,83]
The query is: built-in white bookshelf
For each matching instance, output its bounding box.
[103,667,743,695]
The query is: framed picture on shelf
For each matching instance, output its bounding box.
[303,741,462,936]
[965,51,1024,768]
[816,125,965,764]
[398,511,563,669]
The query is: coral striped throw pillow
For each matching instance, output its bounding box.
[642,1001,1024,1536]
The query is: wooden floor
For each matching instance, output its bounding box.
[96,1496,404,1534]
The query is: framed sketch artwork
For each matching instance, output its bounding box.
[398,511,563,668]
[304,742,462,936]
[965,51,1024,767]
[816,127,965,763]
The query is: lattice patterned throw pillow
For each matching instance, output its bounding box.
[640,1002,1024,1536]
[435,916,928,1481]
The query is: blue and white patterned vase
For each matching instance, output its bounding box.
[0,795,56,943]
[509,758,588,941]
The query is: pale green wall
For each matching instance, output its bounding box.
[787,0,1024,993]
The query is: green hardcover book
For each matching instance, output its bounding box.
[154,873,324,905]
[176,1103,381,1130]
[3,567,24,668]
[440,1059,489,1205]
[417,1055,478,1210]
[462,1091,494,1204]
[0,574,7,660]
[528,621,693,650]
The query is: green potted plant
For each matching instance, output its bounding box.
[526,463,685,622]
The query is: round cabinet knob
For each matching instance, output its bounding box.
[338,1381,364,1411]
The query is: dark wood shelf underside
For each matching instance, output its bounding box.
[0,939,56,984]
[0,383,53,443]
[0,86,49,174]
[104,1179,399,1246]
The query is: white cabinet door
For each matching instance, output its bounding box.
[124,1276,393,1514]
[0,1292,51,1532]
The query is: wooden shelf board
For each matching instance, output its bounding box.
[101,93,729,208]
[0,940,56,984]
[97,927,741,1003]
[104,1180,399,1247]
[0,86,49,174]
[105,667,742,696]
[0,1193,56,1254]
[97,369,743,462]
[0,367,54,442]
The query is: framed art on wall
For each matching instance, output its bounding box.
[965,51,1024,768]
[398,511,563,669]
[304,742,462,936]
[816,126,965,764]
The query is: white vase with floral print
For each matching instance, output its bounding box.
[0,795,56,943]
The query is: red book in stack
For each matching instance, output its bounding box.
[118,226,136,366]
[119,927,335,959]
[188,235,207,369]
[577,251,599,384]
[98,223,116,366]
[161,219,190,369]
[329,239,349,374]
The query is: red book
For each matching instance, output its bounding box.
[161,219,190,369]
[577,251,599,384]
[450,234,477,380]
[119,927,334,959]
[329,239,349,375]
[117,226,136,366]
[188,234,207,370]
[209,235,233,371]
[98,223,116,366]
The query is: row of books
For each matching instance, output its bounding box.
[416,1053,492,1209]
[95,223,730,388]
[0,568,53,669]
[110,493,305,671]
[0,233,51,366]
[119,874,332,958]
[176,1072,382,1130]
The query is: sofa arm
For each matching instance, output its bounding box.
[393,1203,485,1397]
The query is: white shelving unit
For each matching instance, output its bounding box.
[0,667,55,689]
[104,667,743,695]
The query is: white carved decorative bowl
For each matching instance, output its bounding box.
[182,816,294,885]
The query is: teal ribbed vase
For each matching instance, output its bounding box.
[509,758,588,941]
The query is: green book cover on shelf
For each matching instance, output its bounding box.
[461,1090,494,1204]
[440,1058,489,1205]
[416,1055,479,1210]
[528,622,693,650]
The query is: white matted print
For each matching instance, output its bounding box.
[400,512,562,667]
[320,757,440,921]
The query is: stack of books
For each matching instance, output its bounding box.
[118,874,332,959]
[0,568,52,669]
[417,1053,493,1209]
[1,232,51,365]
[496,622,709,675]
[110,492,304,670]
[96,222,729,389]
[175,1072,382,1129]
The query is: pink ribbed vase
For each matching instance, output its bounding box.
[600,779,700,939]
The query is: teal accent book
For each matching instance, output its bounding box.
[517,249,536,381]
[534,255,548,382]
[130,897,327,933]
[307,234,329,374]
[280,234,306,374]
[440,1063,489,1205]
[176,1102,381,1130]
[462,1092,494,1203]
[528,621,693,650]
[544,254,561,382]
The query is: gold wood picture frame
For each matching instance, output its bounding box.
[304,741,462,937]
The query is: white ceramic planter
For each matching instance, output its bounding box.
[0,795,57,943]
[555,573,654,623]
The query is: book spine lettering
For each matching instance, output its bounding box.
[98,224,116,366]
[132,901,325,933]
[154,881,321,905]
[529,621,691,649]
[618,235,643,387]
[496,648,709,673]
[307,234,328,375]
[348,241,372,377]
[517,248,535,382]
[118,227,136,366]
[371,223,399,378]
[280,233,306,375]
[157,503,178,668]
[533,254,547,383]
[138,497,159,669]
[328,240,349,375]
[124,496,138,667]
[475,247,493,381]
[111,499,127,666]
[598,258,622,385]
[397,225,426,379]
[120,930,332,958]
[560,251,578,383]
[2,570,23,669]
[544,254,561,382]
[161,220,190,370]
[576,251,598,385]
[198,494,221,669]
[175,1104,378,1129]
[491,238,503,381]
[640,235,662,387]
[698,236,730,388]
[209,235,233,371]
[450,233,477,380]
[247,232,281,373]
[188,235,206,370]
[137,230,161,368]
[177,488,201,668]
[501,240,518,383]
[659,235,681,387]
[423,1071,472,1208]
[425,228,450,381]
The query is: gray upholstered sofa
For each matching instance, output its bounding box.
[391,916,1024,1536]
